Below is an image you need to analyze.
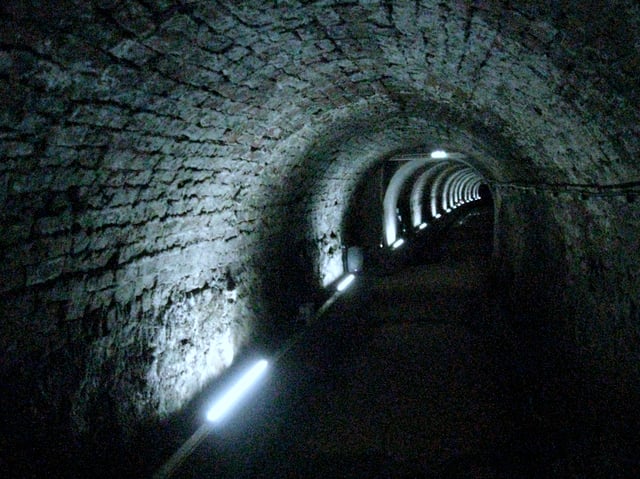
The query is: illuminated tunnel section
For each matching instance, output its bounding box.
[343,150,491,274]
[382,152,491,272]
[382,151,487,248]
[383,150,483,246]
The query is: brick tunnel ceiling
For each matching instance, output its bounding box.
[1,0,640,472]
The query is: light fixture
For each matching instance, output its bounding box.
[430,150,448,159]
[345,246,363,273]
[336,274,355,292]
[391,238,405,249]
[419,223,427,230]
[206,359,269,423]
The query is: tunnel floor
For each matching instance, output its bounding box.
[163,208,545,478]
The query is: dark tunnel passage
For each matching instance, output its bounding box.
[1,1,640,478]
[169,158,507,478]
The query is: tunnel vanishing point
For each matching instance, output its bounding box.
[1,1,639,477]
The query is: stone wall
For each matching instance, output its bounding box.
[494,183,640,473]
[0,0,639,475]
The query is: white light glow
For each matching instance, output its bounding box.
[391,238,405,249]
[434,213,442,219]
[419,223,427,230]
[384,157,433,245]
[336,274,356,292]
[430,150,448,159]
[206,359,269,423]
[321,253,343,287]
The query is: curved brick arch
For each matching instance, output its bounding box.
[0,1,639,476]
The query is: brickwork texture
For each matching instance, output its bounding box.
[0,0,639,475]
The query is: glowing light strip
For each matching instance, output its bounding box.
[206,359,269,422]
[336,274,355,292]
[391,238,405,249]
[430,150,448,159]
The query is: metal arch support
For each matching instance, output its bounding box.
[430,165,460,219]
[471,179,483,200]
[456,171,478,204]
[410,162,450,228]
[442,168,471,212]
[383,158,432,246]
[454,171,477,206]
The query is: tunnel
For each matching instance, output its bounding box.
[1,1,639,477]
[342,152,492,273]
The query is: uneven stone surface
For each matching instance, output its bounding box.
[0,1,639,476]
